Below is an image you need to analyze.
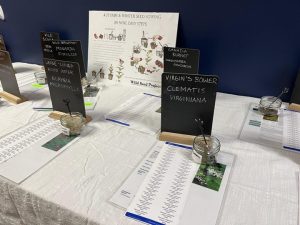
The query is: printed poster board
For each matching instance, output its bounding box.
[88,11,179,88]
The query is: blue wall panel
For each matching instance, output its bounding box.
[0,0,299,100]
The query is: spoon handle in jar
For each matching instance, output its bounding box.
[195,118,208,146]
[267,87,289,108]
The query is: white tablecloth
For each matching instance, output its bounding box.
[0,63,299,225]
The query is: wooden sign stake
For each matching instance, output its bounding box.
[288,103,300,112]
[48,111,92,124]
[0,91,27,104]
[159,131,195,145]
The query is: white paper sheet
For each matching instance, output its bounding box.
[298,172,300,225]
[110,142,163,209]
[299,172,300,225]
[31,87,53,110]
[0,63,42,93]
[31,86,100,111]
[282,110,300,152]
[126,142,199,225]
[240,103,283,148]
[88,11,179,89]
[180,152,235,225]
[126,142,235,225]
[105,92,161,134]
[0,116,89,183]
[13,63,43,85]
[0,116,59,163]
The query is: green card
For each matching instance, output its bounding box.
[32,83,45,88]
[42,133,77,151]
[84,102,93,107]
[249,119,261,127]
[193,162,226,191]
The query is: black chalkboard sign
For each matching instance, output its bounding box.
[40,32,60,42]
[43,58,86,117]
[164,47,200,74]
[40,31,60,58]
[0,35,6,51]
[291,70,300,104]
[45,40,86,78]
[0,50,21,97]
[161,73,219,135]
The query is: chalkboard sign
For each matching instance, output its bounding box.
[0,50,21,97]
[0,35,6,51]
[161,73,219,135]
[45,40,86,78]
[40,31,60,58]
[40,32,60,42]
[163,47,200,74]
[291,70,300,104]
[43,58,86,117]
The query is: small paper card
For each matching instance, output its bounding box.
[60,125,70,136]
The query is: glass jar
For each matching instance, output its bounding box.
[192,135,220,164]
[90,70,101,84]
[258,96,282,116]
[34,71,47,85]
[60,112,85,136]
[83,85,99,97]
